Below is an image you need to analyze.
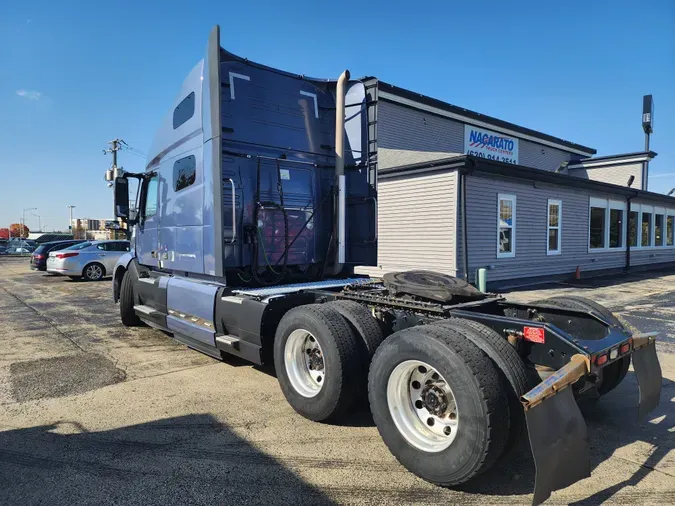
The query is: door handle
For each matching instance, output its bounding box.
[151,250,157,258]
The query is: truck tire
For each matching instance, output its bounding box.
[532,295,624,329]
[324,300,384,359]
[119,271,142,327]
[274,304,363,421]
[431,318,533,458]
[368,325,509,486]
[531,296,628,395]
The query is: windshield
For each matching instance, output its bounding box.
[65,242,93,251]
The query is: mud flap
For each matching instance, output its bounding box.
[521,355,590,505]
[525,387,590,505]
[632,337,662,420]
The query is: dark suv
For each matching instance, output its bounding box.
[31,240,86,271]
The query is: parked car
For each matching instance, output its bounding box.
[7,242,36,253]
[0,244,7,255]
[46,240,130,280]
[30,240,86,271]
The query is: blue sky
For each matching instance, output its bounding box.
[1,0,673,231]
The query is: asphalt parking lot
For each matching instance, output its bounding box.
[0,257,673,505]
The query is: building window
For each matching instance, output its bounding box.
[668,215,675,246]
[497,194,516,258]
[589,198,626,251]
[655,213,664,246]
[173,92,195,129]
[642,212,652,247]
[609,208,624,248]
[173,155,197,191]
[589,206,606,249]
[547,199,561,255]
[628,210,638,247]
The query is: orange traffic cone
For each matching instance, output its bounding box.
[575,266,581,280]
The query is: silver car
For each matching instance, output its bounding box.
[47,240,130,281]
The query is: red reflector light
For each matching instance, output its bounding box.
[523,326,545,343]
[620,342,631,354]
[596,354,608,366]
[55,252,79,259]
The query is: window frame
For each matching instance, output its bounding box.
[496,193,516,259]
[588,198,627,252]
[654,206,665,247]
[173,155,197,192]
[546,199,562,256]
[667,210,675,247]
[141,174,159,220]
[173,92,195,130]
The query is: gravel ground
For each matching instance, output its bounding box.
[0,257,673,505]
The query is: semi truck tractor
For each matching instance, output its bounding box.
[109,26,662,505]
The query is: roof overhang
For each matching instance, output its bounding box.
[378,82,597,157]
[379,155,675,205]
[568,151,658,170]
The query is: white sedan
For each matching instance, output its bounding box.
[47,240,130,281]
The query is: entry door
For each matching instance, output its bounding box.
[136,175,160,267]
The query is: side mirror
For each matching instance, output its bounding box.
[114,177,130,219]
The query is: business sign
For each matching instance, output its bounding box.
[464,125,519,165]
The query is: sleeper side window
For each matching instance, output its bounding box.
[173,155,197,192]
[173,92,195,129]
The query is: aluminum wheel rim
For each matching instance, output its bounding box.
[387,360,459,452]
[87,265,103,279]
[284,329,326,398]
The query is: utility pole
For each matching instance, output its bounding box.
[67,205,76,238]
[22,207,36,239]
[103,139,124,174]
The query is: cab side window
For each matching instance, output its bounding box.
[144,176,159,218]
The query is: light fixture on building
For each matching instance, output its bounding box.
[668,187,675,196]
[555,161,569,173]
[627,175,635,187]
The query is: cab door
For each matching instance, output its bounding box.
[136,174,160,267]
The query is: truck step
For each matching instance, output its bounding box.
[134,305,159,316]
[215,334,240,349]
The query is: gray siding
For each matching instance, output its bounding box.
[458,174,630,283]
[568,163,643,190]
[356,169,458,278]
[378,100,463,170]
[379,101,580,172]
[519,140,577,171]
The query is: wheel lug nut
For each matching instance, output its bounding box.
[449,412,456,420]
[418,366,427,374]
[432,373,439,380]
[411,381,421,389]
[415,400,423,409]
[426,418,435,427]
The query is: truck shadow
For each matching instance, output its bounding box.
[458,372,674,500]
[0,414,336,506]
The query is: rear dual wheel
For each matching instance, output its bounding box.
[369,325,510,485]
[274,304,364,421]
